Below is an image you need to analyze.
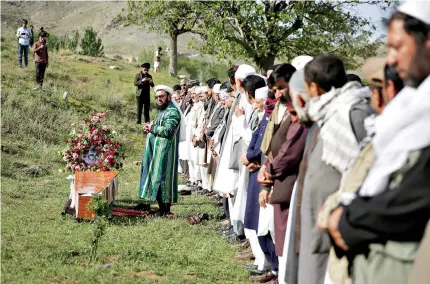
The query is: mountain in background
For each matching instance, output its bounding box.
[1,1,199,60]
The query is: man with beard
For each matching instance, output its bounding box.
[134,63,155,124]
[294,53,373,284]
[325,2,430,283]
[193,86,210,193]
[213,64,256,240]
[135,85,181,216]
[256,64,309,283]
[315,59,404,284]
[205,83,225,193]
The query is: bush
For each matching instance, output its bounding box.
[80,27,104,57]
[46,30,79,53]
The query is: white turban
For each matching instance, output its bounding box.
[398,0,430,25]
[291,55,313,70]
[155,85,173,95]
[212,83,221,94]
[200,86,209,93]
[255,86,268,100]
[219,90,229,100]
[235,64,256,81]
[195,87,202,95]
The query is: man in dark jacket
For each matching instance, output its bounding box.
[134,63,154,124]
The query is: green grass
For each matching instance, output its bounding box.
[1,35,249,283]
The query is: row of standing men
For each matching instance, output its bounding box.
[170,2,430,283]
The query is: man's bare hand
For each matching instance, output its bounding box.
[259,190,269,208]
[247,162,260,173]
[327,207,349,251]
[235,106,244,117]
[241,153,250,166]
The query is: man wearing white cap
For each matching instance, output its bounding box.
[203,83,226,191]
[180,86,202,194]
[324,2,430,283]
[214,64,257,238]
[136,85,181,216]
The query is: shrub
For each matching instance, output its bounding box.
[80,27,104,57]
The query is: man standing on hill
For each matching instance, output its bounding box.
[136,85,181,216]
[134,63,154,124]
[16,19,32,68]
[32,35,49,91]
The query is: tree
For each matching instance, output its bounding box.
[192,0,395,72]
[125,0,201,76]
[69,30,79,51]
[80,27,104,57]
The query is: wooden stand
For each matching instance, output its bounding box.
[74,171,119,220]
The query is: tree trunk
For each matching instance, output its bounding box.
[169,32,178,76]
[257,55,276,74]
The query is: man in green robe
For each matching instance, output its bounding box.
[136,85,181,216]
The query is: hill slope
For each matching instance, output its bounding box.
[1,1,198,57]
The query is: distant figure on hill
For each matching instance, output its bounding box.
[155,47,162,67]
[32,35,49,91]
[29,24,35,46]
[16,19,32,68]
[38,27,50,38]
[134,63,154,124]
[154,56,160,73]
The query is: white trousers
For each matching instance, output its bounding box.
[199,165,209,190]
[189,160,197,183]
[245,228,271,271]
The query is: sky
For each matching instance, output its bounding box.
[356,2,397,41]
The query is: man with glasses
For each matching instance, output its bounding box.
[134,63,154,124]
[135,85,182,216]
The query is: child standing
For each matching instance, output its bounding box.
[154,56,160,73]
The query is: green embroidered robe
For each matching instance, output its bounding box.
[138,102,181,203]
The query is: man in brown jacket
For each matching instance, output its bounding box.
[32,35,48,91]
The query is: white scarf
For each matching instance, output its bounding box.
[309,81,371,173]
[172,100,187,142]
[359,76,430,197]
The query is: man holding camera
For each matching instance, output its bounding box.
[134,63,154,124]
[16,19,32,68]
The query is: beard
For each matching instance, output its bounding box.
[407,44,430,88]
[155,100,170,111]
[291,92,312,124]
[204,100,210,110]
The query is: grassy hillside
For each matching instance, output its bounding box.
[1,35,249,283]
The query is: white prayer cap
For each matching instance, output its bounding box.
[289,69,307,94]
[291,55,313,70]
[212,83,221,94]
[398,0,430,25]
[235,64,256,80]
[200,86,209,93]
[219,90,229,100]
[255,86,269,100]
[195,87,202,95]
[155,85,173,95]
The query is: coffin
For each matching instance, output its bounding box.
[74,171,119,219]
